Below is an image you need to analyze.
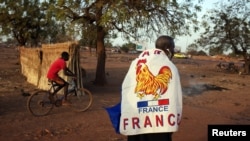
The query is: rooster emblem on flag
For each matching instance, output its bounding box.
[135,59,172,100]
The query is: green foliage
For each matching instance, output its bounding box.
[0,0,73,46]
[53,0,203,44]
[120,46,129,53]
[52,0,204,85]
[195,0,250,57]
[0,0,204,84]
[0,0,43,46]
[122,42,136,50]
[188,50,207,56]
[186,43,208,56]
[209,46,224,56]
[120,42,136,53]
[186,43,199,53]
[78,23,97,48]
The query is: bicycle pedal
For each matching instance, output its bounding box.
[48,95,55,103]
[55,99,62,107]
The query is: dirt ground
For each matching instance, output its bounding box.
[0,46,249,141]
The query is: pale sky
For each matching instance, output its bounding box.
[112,0,224,52]
[175,0,224,52]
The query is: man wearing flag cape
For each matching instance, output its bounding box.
[106,35,183,141]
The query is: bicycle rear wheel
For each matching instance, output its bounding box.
[68,88,93,112]
[27,90,54,116]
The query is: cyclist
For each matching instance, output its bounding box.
[47,51,75,105]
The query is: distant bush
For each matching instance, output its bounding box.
[187,50,207,56]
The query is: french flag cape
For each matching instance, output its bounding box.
[106,48,182,135]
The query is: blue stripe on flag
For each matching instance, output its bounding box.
[137,99,169,108]
[137,101,148,107]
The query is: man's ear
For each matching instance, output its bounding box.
[166,49,173,59]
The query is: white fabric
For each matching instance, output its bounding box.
[120,48,183,135]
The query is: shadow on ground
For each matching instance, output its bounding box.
[183,84,230,95]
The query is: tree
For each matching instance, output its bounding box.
[195,0,250,73]
[0,0,72,46]
[52,0,202,85]
[0,0,43,46]
[78,24,97,49]
[122,42,136,50]
[186,43,198,54]
[120,42,136,53]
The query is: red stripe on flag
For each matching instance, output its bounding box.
[158,99,169,105]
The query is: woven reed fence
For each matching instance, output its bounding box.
[19,42,83,91]
[19,47,41,86]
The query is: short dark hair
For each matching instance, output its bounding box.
[61,51,69,60]
[155,35,175,50]
[155,35,175,59]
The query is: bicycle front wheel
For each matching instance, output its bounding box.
[27,90,54,116]
[68,88,93,112]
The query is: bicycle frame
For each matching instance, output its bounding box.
[48,78,77,97]
[27,78,93,116]
[48,81,64,96]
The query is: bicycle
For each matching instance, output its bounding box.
[27,77,93,116]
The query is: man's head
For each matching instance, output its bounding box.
[61,51,69,61]
[155,35,175,59]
